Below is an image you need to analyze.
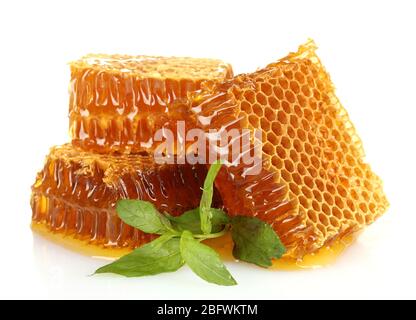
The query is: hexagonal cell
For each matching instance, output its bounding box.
[329,217,340,228]
[283,70,294,80]
[267,131,278,145]
[312,199,320,211]
[297,94,307,107]
[297,128,307,142]
[301,186,313,199]
[303,176,314,189]
[295,163,306,178]
[265,104,277,119]
[262,142,275,156]
[343,209,353,220]
[289,149,299,162]
[271,121,283,135]
[359,202,368,213]
[301,119,311,132]
[293,139,303,153]
[304,142,313,155]
[271,155,283,170]
[295,71,306,84]
[276,145,287,159]
[332,207,343,219]
[244,90,256,103]
[252,103,264,117]
[248,114,260,127]
[300,153,310,166]
[334,195,344,209]
[287,125,296,139]
[285,90,296,103]
[281,100,291,113]
[301,85,311,97]
[292,172,303,185]
[337,185,348,197]
[261,82,273,96]
[323,192,334,205]
[298,195,309,208]
[281,169,291,182]
[273,86,284,100]
[284,159,295,173]
[277,110,288,124]
[241,101,252,114]
[307,166,318,178]
[278,77,289,89]
[318,213,329,227]
[315,178,325,192]
[308,210,318,223]
[289,182,300,195]
[256,92,268,106]
[313,89,322,100]
[355,213,364,224]
[260,118,270,132]
[312,189,323,202]
[281,136,291,149]
[290,81,300,94]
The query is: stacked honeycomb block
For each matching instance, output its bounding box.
[31,144,221,248]
[32,55,231,249]
[191,40,388,258]
[69,54,233,154]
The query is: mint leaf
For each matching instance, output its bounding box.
[116,199,171,234]
[95,234,184,277]
[180,230,237,286]
[200,161,223,234]
[231,216,286,267]
[167,208,229,234]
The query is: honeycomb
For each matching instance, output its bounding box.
[191,40,389,258]
[31,144,222,248]
[69,54,233,154]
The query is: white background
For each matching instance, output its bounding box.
[0,0,415,299]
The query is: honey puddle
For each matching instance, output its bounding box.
[32,223,357,268]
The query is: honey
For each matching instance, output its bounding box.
[191,40,388,258]
[69,54,233,154]
[32,223,357,270]
[31,144,222,249]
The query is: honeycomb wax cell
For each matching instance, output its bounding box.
[191,40,389,258]
[69,54,233,154]
[31,144,222,249]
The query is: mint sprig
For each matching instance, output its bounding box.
[199,160,223,234]
[180,231,236,286]
[94,163,286,286]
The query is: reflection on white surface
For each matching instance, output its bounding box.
[27,215,403,300]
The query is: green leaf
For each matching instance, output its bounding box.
[116,199,172,234]
[180,230,237,286]
[200,161,223,234]
[231,216,286,267]
[95,234,184,277]
[167,208,229,234]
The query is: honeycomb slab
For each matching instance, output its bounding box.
[69,54,233,154]
[31,144,222,249]
[191,40,388,258]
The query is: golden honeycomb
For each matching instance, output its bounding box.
[69,54,233,154]
[31,144,222,248]
[191,40,389,258]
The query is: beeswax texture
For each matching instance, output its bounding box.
[31,144,222,248]
[69,54,233,154]
[191,40,388,258]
